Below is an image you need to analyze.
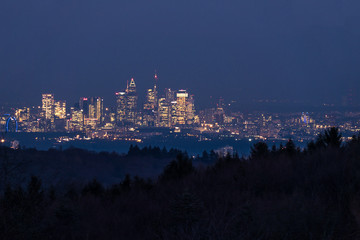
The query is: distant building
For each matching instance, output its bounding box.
[144,73,158,110]
[115,92,127,124]
[175,90,195,125]
[68,107,84,131]
[176,90,188,125]
[157,98,171,127]
[165,88,175,103]
[55,101,66,119]
[143,74,158,126]
[80,97,103,125]
[42,94,54,120]
[79,97,89,117]
[125,78,138,124]
[15,107,30,122]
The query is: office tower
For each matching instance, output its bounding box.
[144,89,155,110]
[88,104,96,119]
[144,73,158,110]
[174,90,195,125]
[70,107,84,131]
[116,92,126,123]
[81,97,103,123]
[158,98,171,127]
[170,101,178,126]
[42,94,55,120]
[125,78,138,124]
[79,97,89,118]
[55,101,66,119]
[175,90,188,125]
[186,94,195,125]
[143,73,159,126]
[144,74,158,111]
[94,97,103,122]
[165,88,175,103]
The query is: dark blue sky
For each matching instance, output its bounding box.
[1,0,360,108]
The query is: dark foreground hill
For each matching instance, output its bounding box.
[1,128,360,240]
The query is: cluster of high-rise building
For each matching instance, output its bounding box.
[2,73,198,133]
[115,74,197,128]
[4,74,359,143]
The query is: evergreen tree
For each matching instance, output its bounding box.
[250,142,269,159]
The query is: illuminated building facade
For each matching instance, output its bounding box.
[165,88,175,103]
[157,98,171,127]
[143,74,158,126]
[144,89,156,110]
[15,108,30,122]
[79,97,89,117]
[116,92,126,123]
[176,90,188,125]
[80,97,103,125]
[171,101,178,126]
[186,94,195,125]
[125,78,138,124]
[93,97,104,122]
[69,107,84,131]
[55,101,66,119]
[42,94,55,120]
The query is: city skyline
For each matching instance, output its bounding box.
[1,0,360,108]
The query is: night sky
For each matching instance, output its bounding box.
[1,0,360,108]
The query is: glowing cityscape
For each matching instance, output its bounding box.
[1,73,360,146]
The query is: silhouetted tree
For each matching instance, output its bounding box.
[323,127,342,148]
[82,179,104,197]
[121,174,131,191]
[160,154,194,181]
[250,142,269,159]
[202,150,209,160]
[27,176,44,205]
[285,139,296,155]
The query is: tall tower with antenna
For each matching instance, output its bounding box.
[125,78,137,124]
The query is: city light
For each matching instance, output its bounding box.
[0,74,359,144]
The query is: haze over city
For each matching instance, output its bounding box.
[1,0,360,107]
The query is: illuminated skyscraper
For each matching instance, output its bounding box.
[171,101,178,126]
[144,73,158,110]
[80,97,103,124]
[94,97,103,122]
[186,94,195,125]
[158,98,170,127]
[42,94,55,120]
[69,107,84,131]
[55,101,66,119]
[165,88,175,103]
[143,73,159,126]
[144,89,155,110]
[125,78,138,124]
[87,97,103,122]
[116,92,126,123]
[88,104,96,119]
[79,97,89,117]
[174,90,195,125]
[176,90,188,125]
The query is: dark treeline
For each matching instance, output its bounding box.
[2,128,360,239]
[0,145,193,190]
[127,144,183,159]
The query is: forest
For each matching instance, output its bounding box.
[1,127,360,239]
